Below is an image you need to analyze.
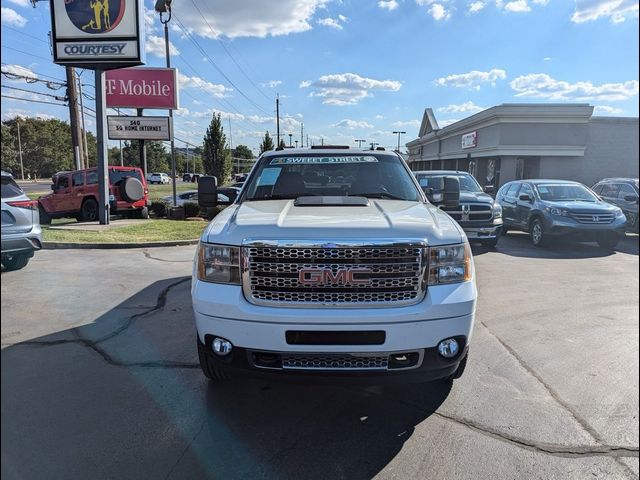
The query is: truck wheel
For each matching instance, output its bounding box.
[2,253,31,271]
[38,205,51,225]
[597,234,620,251]
[449,353,468,380]
[134,207,149,219]
[197,338,232,381]
[80,198,98,222]
[530,218,547,247]
[481,237,499,248]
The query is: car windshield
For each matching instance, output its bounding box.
[535,183,598,202]
[416,174,482,193]
[244,154,421,201]
[109,169,143,185]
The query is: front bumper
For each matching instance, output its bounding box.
[457,219,503,240]
[544,216,627,238]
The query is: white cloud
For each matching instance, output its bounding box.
[171,0,329,39]
[435,68,507,89]
[543,56,552,61]
[317,16,347,29]
[571,0,639,23]
[145,35,180,57]
[504,0,530,12]
[261,80,282,88]
[391,120,421,128]
[1,64,37,80]
[177,72,232,98]
[144,7,158,34]
[374,114,384,119]
[302,72,402,106]
[594,105,625,115]
[468,1,486,13]
[510,73,639,101]
[378,0,399,10]
[6,0,31,7]
[437,101,485,113]
[439,119,460,127]
[332,119,375,129]
[1,108,55,121]
[428,3,452,19]
[1,7,27,27]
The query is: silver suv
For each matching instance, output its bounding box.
[1,172,42,271]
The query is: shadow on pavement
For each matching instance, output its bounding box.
[471,232,639,258]
[1,275,452,480]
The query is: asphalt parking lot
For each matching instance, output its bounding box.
[1,233,638,480]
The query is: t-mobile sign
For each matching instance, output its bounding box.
[105,67,179,109]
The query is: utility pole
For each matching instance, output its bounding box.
[276,94,280,147]
[300,122,304,149]
[77,75,89,168]
[95,69,110,224]
[392,131,406,153]
[186,143,189,176]
[16,119,24,180]
[65,66,83,171]
[306,134,309,148]
[355,139,366,148]
[137,108,146,173]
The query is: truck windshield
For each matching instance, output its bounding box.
[244,154,421,201]
[535,184,598,202]
[417,174,482,193]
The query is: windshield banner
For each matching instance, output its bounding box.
[269,156,378,165]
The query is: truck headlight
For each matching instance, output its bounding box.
[547,207,569,217]
[615,208,625,218]
[428,243,472,285]
[493,203,502,219]
[197,243,241,284]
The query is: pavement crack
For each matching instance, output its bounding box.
[143,249,193,263]
[433,410,639,459]
[164,418,206,480]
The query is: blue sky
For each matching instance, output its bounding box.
[1,0,638,154]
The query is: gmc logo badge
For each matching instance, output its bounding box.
[298,268,372,286]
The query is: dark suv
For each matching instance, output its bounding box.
[496,179,627,249]
[38,166,149,223]
[414,170,503,247]
[591,178,639,233]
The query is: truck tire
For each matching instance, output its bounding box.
[2,253,31,271]
[120,177,145,203]
[134,206,149,219]
[80,198,99,222]
[38,205,51,225]
[197,338,232,381]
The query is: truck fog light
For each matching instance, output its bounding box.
[212,337,233,356]
[438,338,459,358]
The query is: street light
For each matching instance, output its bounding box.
[369,142,379,150]
[295,140,299,148]
[355,139,366,148]
[392,131,406,153]
[288,133,293,147]
[155,0,177,207]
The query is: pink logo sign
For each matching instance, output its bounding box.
[105,67,178,109]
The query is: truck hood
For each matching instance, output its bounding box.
[459,191,494,204]
[203,199,464,246]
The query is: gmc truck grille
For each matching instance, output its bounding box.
[441,203,492,222]
[242,243,427,307]
[569,212,615,224]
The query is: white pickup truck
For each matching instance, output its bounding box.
[192,147,476,384]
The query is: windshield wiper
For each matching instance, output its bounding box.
[351,192,405,200]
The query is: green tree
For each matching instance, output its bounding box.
[122,141,169,172]
[1,123,19,175]
[203,113,231,185]
[260,131,274,154]
[277,138,286,150]
[107,146,122,166]
[233,144,253,159]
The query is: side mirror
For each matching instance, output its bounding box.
[443,176,460,207]
[623,194,638,203]
[198,176,218,208]
[519,194,532,202]
[484,185,495,194]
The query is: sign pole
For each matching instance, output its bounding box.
[95,69,110,225]
[137,108,147,176]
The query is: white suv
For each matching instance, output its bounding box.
[148,172,170,184]
[192,148,476,383]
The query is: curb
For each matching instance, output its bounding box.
[42,239,199,250]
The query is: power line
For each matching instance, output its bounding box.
[1,45,53,63]
[1,26,49,44]
[171,14,272,116]
[1,85,67,101]
[1,94,67,107]
[1,63,66,83]
[1,68,66,89]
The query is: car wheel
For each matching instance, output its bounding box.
[38,205,51,225]
[80,198,99,222]
[2,253,31,271]
[197,337,232,381]
[134,206,149,219]
[449,352,468,380]
[597,234,620,251]
[530,218,547,247]
[481,237,499,248]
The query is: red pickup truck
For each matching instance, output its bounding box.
[38,166,149,223]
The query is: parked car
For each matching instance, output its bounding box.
[414,170,503,247]
[496,179,627,249]
[162,190,230,206]
[38,166,149,223]
[191,174,202,183]
[148,172,171,185]
[182,173,193,182]
[592,178,639,233]
[1,171,41,271]
[192,147,474,384]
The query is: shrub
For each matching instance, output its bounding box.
[183,201,201,218]
[149,200,169,218]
